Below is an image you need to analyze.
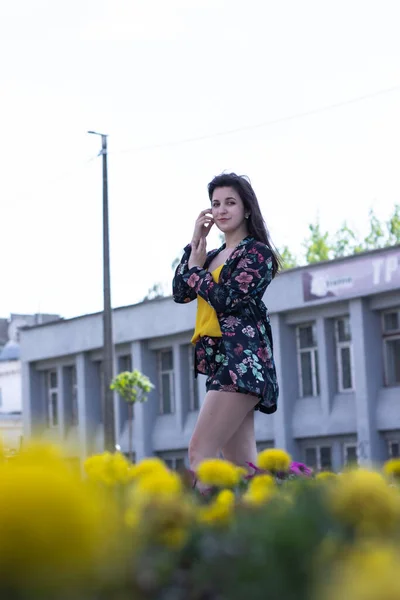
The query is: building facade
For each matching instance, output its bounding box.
[21,245,400,470]
[0,313,60,451]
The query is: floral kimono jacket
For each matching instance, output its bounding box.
[172,236,279,414]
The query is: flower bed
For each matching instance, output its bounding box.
[0,441,399,599]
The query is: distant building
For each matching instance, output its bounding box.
[0,313,60,451]
[20,245,400,470]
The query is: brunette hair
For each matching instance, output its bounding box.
[207,172,281,277]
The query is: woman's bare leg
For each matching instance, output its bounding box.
[221,409,258,468]
[188,390,259,475]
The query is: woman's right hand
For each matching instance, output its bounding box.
[191,209,214,245]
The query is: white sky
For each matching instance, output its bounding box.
[1,0,400,319]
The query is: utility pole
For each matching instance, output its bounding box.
[88,131,115,451]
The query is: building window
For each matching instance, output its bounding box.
[119,354,132,373]
[305,446,332,471]
[71,365,78,426]
[297,324,320,397]
[382,309,400,386]
[344,444,358,466]
[158,455,186,471]
[164,457,186,471]
[256,441,274,452]
[46,370,58,427]
[335,317,354,392]
[188,345,199,411]
[158,349,174,414]
[388,440,400,458]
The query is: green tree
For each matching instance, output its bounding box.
[110,370,154,462]
[303,221,331,264]
[331,222,363,258]
[363,208,386,250]
[279,245,298,269]
[387,203,400,246]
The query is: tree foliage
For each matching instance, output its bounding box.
[279,246,298,269]
[363,208,386,250]
[150,204,400,290]
[303,221,331,264]
[331,222,363,258]
[300,204,399,266]
[387,203,400,246]
[110,370,154,405]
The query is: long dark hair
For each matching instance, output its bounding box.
[207,172,281,277]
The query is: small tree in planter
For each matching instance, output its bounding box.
[110,370,154,462]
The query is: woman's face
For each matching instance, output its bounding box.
[211,186,247,234]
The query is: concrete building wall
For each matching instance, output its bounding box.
[0,360,21,413]
[20,246,400,469]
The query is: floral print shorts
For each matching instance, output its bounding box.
[194,335,261,407]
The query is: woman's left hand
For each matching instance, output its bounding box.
[189,237,207,269]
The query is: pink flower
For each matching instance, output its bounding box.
[246,462,266,475]
[290,462,313,477]
[187,273,200,288]
[224,315,240,329]
[229,370,238,385]
[238,258,252,269]
[197,359,207,374]
[249,247,265,262]
[257,347,269,362]
[235,272,253,285]
[235,272,253,293]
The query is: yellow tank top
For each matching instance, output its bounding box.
[191,264,224,344]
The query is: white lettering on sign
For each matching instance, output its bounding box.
[385,255,398,283]
[304,250,400,302]
[372,259,384,285]
[372,256,399,285]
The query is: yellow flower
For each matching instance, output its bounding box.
[128,470,183,520]
[0,460,118,595]
[131,469,183,506]
[243,474,275,506]
[129,457,169,479]
[383,458,400,479]
[198,489,235,526]
[125,507,140,530]
[15,441,68,468]
[257,448,292,472]
[84,451,134,486]
[330,469,400,535]
[0,437,5,462]
[197,458,243,487]
[321,543,400,600]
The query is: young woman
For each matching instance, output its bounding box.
[173,173,280,474]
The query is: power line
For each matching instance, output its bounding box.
[13,84,400,195]
[115,84,400,155]
[46,154,98,186]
